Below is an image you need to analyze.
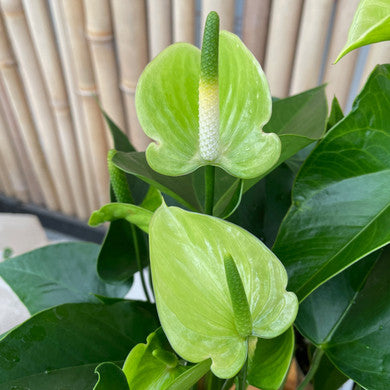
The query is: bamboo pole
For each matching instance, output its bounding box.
[0,100,29,201]
[112,0,150,150]
[147,0,172,58]
[323,0,360,109]
[201,0,235,32]
[0,0,75,215]
[360,42,390,90]
[49,0,98,213]
[0,73,43,204]
[172,0,195,43]
[84,0,127,148]
[264,0,303,98]
[0,151,12,196]
[0,12,58,210]
[290,0,334,95]
[23,0,89,219]
[241,0,271,65]
[61,0,109,206]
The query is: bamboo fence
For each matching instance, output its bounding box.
[0,0,387,220]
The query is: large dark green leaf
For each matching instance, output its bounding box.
[229,163,295,248]
[273,64,390,300]
[113,151,201,211]
[264,84,327,164]
[229,85,328,197]
[0,242,128,314]
[313,355,349,390]
[94,362,129,390]
[247,328,295,390]
[0,301,159,388]
[295,248,389,389]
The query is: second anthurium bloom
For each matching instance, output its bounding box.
[149,203,298,379]
[136,12,281,179]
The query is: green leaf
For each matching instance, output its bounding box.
[247,328,295,390]
[89,203,154,233]
[335,0,390,62]
[166,359,212,390]
[113,151,201,211]
[213,178,243,218]
[273,64,390,301]
[0,301,159,388]
[326,97,344,131]
[149,204,298,379]
[94,362,129,390]
[123,328,186,389]
[235,84,327,193]
[264,85,327,167]
[229,163,295,248]
[312,355,349,390]
[136,31,280,179]
[98,109,148,287]
[295,248,390,389]
[0,242,128,314]
[96,220,147,285]
[101,108,135,153]
[141,186,164,211]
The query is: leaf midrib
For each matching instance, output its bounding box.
[296,200,390,300]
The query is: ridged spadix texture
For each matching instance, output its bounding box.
[135,28,280,179]
[199,11,220,161]
[149,204,298,378]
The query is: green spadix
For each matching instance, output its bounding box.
[149,204,298,378]
[136,12,280,179]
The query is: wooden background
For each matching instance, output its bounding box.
[0,0,389,220]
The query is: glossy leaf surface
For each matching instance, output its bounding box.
[230,85,327,195]
[136,32,280,179]
[94,362,129,390]
[273,65,390,300]
[247,327,295,390]
[0,242,128,314]
[149,205,298,378]
[263,85,327,166]
[296,248,390,389]
[0,301,159,388]
[335,0,390,62]
[123,328,186,389]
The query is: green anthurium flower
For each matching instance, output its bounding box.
[149,203,298,379]
[136,12,280,179]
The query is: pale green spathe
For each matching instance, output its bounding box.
[335,0,390,62]
[136,31,280,179]
[149,204,298,378]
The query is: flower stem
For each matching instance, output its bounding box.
[297,348,324,390]
[236,358,248,390]
[131,224,151,303]
[204,165,215,215]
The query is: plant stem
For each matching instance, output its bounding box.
[131,225,151,303]
[204,165,215,215]
[297,348,324,390]
[236,358,248,390]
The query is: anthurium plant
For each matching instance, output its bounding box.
[0,3,389,389]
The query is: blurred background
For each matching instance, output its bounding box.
[0,0,389,232]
